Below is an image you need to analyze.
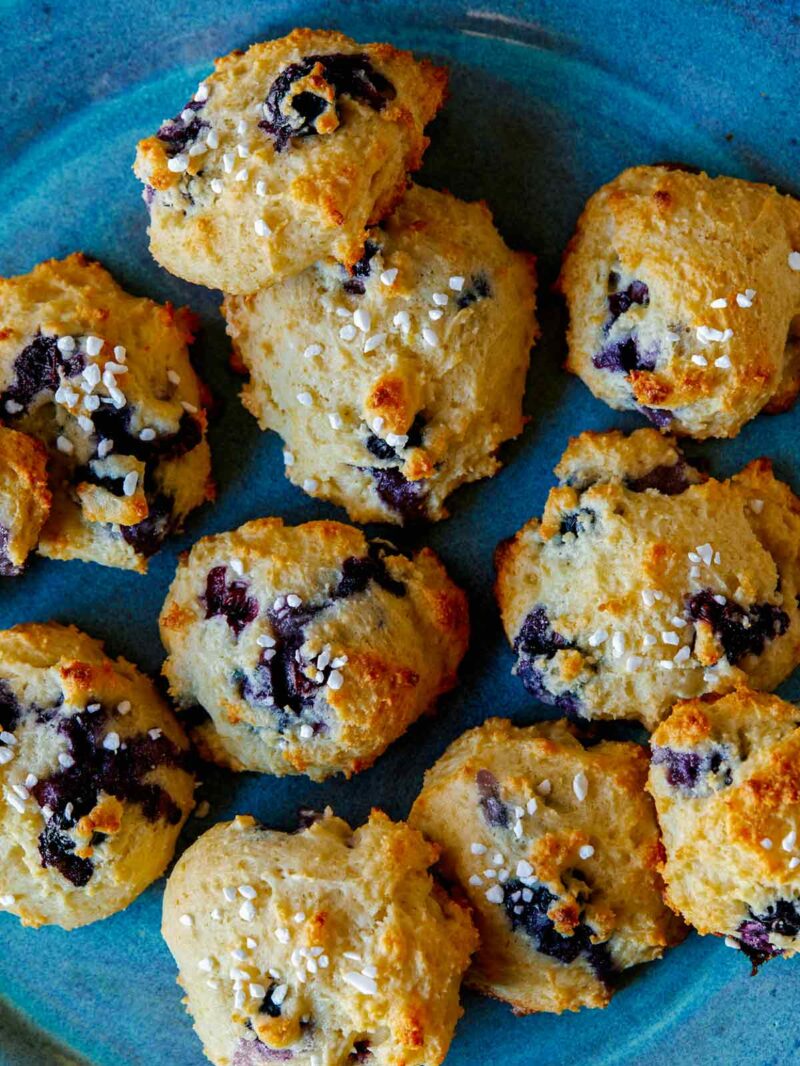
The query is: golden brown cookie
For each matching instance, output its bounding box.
[0,623,195,929]
[162,810,477,1065]
[558,166,800,437]
[0,253,213,571]
[224,183,537,524]
[410,717,684,1013]
[160,518,469,780]
[649,687,800,968]
[134,29,447,294]
[495,429,800,729]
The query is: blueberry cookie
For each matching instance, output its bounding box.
[160,518,469,780]
[557,166,800,438]
[649,687,800,969]
[0,426,51,575]
[495,429,800,730]
[0,254,213,571]
[162,810,477,1066]
[223,184,538,524]
[409,717,683,1014]
[134,29,448,295]
[0,623,195,929]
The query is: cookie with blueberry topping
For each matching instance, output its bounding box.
[134,28,448,295]
[495,429,800,729]
[409,717,684,1014]
[159,517,469,779]
[0,254,213,571]
[557,166,800,437]
[162,810,477,1066]
[0,622,195,929]
[223,184,537,524]
[649,687,800,969]
[0,426,51,575]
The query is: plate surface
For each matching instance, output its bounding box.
[1,1,799,1063]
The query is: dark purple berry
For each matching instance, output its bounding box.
[260,53,396,152]
[259,983,285,1018]
[558,508,596,537]
[0,681,21,732]
[686,589,789,665]
[0,526,22,577]
[365,434,397,461]
[343,239,380,295]
[30,703,191,886]
[639,405,673,428]
[204,567,260,637]
[156,99,208,157]
[736,899,800,968]
[1,332,84,414]
[607,279,649,327]
[515,661,585,721]
[625,460,694,495]
[476,769,509,828]
[233,1039,294,1064]
[514,607,570,660]
[333,547,405,599]
[502,878,615,982]
[593,336,657,374]
[455,273,491,310]
[370,467,428,523]
[651,744,732,792]
[120,493,174,558]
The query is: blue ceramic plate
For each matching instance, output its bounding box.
[1,2,799,1063]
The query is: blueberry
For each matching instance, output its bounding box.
[456,273,491,310]
[736,899,800,968]
[333,546,405,599]
[260,53,396,152]
[558,508,596,537]
[515,661,585,721]
[0,526,22,577]
[514,607,570,660]
[1,332,84,414]
[365,434,396,461]
[593,336,657,374]
[240,545,404,716]
[204,567,260,637]
[639,405,673,428]
[476,769,509,828]
[686,589,789,665]
[502,878,614,981]
[343,239,380,295]
[156,99,208,157]
[607,279,649,327]
[651,744,732,792]
[370,467,428,523]
[259,982,285,1018]
[625,461,693,495]
[0,681,21,732]
[30,704,192,886]
[512,609,585,717]
[91,407,202,464]
[120,493,174,558]
[232,1039,295,1064]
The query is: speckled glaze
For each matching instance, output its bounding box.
[1,2,799,1064]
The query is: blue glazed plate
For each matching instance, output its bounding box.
[1,2,799,1063]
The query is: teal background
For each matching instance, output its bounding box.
[1,1,799,1063]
